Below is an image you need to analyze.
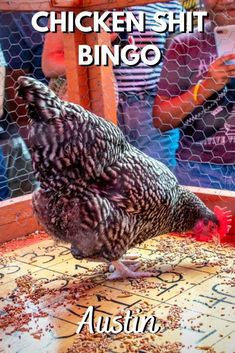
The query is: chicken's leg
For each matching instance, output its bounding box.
[107,260,156,280]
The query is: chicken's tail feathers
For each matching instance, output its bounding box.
[16,76,62,122]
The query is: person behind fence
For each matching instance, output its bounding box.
[42,2,185,168]
[0,12,47,198]
[113,1,185,168]
[0,44,9,201]
[153,0,235,191]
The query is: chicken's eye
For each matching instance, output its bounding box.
[203,219,209,226]
[210,224,216,231]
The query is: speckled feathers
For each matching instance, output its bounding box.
[17,76,216,261]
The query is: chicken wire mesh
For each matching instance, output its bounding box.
[0,12,47,201]
[0,0,235,206]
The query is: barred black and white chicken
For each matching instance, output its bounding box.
[17,76,230,280]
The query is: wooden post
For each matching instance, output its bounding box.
[85,21,117,124]
[63,30,91,109]
[63,17,117,124]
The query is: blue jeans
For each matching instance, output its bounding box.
[117,91,179,168]
[174,160,235,191]
[0,147,9,200]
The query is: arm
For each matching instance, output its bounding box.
[42,14,66,78]
[42,30,65,78]
[153,52,235,132]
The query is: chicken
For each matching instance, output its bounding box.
[16,76,231,279]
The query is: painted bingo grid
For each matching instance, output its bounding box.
[0,232,234,353]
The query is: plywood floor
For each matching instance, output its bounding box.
[0,232,234,353]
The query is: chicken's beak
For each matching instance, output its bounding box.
[192,219,219,242]
[192,205,233,244]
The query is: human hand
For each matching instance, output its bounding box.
[203,53,235,92]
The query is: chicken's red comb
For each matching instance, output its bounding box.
[214,206,232,240]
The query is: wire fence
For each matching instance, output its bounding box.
[0,1,235,204]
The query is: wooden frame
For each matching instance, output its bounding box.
[0,188,234,244]
[0,195,42,243]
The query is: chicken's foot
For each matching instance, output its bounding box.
[107,260,156,280]
[109,253,141,272]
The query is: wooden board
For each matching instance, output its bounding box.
[0,195,42,243]
[0,187,234,352]
[0,187,234,244]
[0,233,234,352]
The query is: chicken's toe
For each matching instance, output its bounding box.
[107,261,155,280]
[121,260,141,271]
